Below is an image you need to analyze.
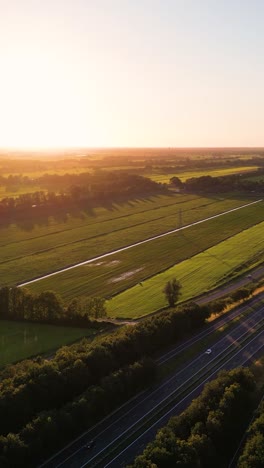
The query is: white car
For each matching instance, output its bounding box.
[205,349,212,355]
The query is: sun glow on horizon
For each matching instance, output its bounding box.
[1,1,264,149]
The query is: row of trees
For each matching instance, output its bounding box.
[0,302,210,437]
[0,287,107,325]
[171,172,264,193]
[0,358,157,467]
[0,282,256,439]
[0,173,165,220]
[131,368,257,467]
[238,399,264,467]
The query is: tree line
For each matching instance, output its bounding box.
[0,357,157,467]
[0,173,166,220]
[131,368,257,468]
[238,398,264,467]
[0,283,256,440]
[0,283,257,466]
[0,302,210,438]
[171,171,264,193]
[0,287,107,326]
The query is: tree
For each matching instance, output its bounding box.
[170,176,183,189]
[163,279,182,307]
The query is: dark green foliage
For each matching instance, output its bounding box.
[0,302,209,438]
[184,173,264,193]
[0,358,157,467]
[131,368,256,468]
[163,278,182,307]
[0,287,106,326]
[0,173,165,220]
[238,401,264,467]
[230,286,254,303]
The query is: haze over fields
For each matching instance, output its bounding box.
[1,2,264,468]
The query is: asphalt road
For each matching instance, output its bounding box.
[107,330,264,468]
[19,199,261,288]
[197,263,264,305]
[40,297,264,468]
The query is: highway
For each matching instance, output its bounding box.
[106,330,264,468]
[40,296,264,468]
[19,199,261,287]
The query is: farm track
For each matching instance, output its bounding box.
[19,199,262,288]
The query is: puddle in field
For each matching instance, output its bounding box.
[107,260,121,266]
[86,260,121,267]
[109,267,144,283]
[86,261,105,267]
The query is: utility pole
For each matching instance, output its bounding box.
[178,208,182,229]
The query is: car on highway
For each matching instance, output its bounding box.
[205,348,212,355]
[84,440,95,450]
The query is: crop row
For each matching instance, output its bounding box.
[0,195,249,285]
[109,216,264,318]
[28,202,264,305]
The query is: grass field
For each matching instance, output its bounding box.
[0,321,97,367]
[107,220,264,318]
[1,168,92,177]
[27,200,264,302]
[147,166,259,183]
[245,174,264,182]
[0,194,252,286]
[0,185,43,199]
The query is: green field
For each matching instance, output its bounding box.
[0,194,252,286]
[0,321,97,367]
[147,166,259,183]
[0,185,43,200]
[27,200,264,302]
[108,220,264,318]
[245,174,264,182]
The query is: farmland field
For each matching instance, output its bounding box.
[146,166,259,183]
[0,194,253,286]
[245,174,264,182]
[27,200,264,302]
[108,219,264,318]
[0,185,43,199]
[0,321,97,367]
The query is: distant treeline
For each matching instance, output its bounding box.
[0,173,165,219]
[171,170,264,193]
[131,368,257,468]
[1,151,264,174]
[0,287,107,327]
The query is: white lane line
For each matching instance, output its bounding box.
[102,331,264,468]
[83,317,264,467]
[158,300,263,365]
[40,297,263,468]
[18,199,262,287]
[43,300,262,468]
[54,308,264,468]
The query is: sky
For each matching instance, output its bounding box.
[0,0,264,148]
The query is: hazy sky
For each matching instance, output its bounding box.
[1,0,264,148]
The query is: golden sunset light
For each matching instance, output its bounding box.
[1,3,264,467]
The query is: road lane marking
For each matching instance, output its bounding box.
[103,330,264,468]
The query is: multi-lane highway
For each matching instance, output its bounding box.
[40,295,264,468]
